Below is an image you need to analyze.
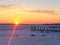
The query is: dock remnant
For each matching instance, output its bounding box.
[31,24,60,32]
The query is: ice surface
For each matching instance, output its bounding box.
[0,24,60,45]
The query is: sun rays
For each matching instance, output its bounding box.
[7,21,19,45]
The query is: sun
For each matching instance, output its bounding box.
[15,22,19,25]
[14,19,19,25]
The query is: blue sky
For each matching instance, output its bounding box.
[0,0,60,9]
[0,0,60,14]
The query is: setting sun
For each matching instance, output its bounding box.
[15,22,19,25]
[14,19,19,25]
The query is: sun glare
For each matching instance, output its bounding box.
[15,21,19,25]
[15,22,19,25]
[14,19,19,25]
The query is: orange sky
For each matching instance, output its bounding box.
[0,5,60,24]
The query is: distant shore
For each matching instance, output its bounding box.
[0,23,60,25]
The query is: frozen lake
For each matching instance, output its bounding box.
[0,24,60,45]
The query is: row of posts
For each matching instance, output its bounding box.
[31,25,60,32]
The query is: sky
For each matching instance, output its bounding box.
[0,0,60,24]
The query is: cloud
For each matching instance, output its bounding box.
[0,5,11,8]
[0,5,59,15]
[25,9,60,15]
[0,4,17,9]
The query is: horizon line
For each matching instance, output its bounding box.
[0,23,60,25]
